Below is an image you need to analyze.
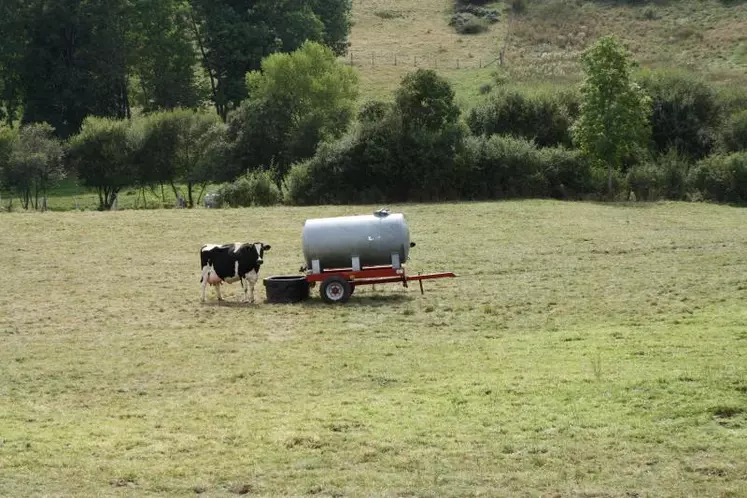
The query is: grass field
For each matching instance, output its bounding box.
[2,200,747,496]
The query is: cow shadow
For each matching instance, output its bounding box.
[200,300,259,308]
[265,292,414,308]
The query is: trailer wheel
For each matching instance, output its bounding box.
[320,276,352,304]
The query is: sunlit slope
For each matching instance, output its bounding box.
[348,0,747,103]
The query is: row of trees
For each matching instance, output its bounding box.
[0,0,352,136]
[2,37,746,210]
[0,42,358,210]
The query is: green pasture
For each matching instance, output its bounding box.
[1,200,747,496]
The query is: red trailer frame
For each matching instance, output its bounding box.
[305,265,457,304]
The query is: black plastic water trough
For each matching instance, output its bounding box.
[263,275,310,304]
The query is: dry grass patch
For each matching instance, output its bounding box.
[348,0,747,103]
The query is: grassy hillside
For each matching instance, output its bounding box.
[2,201,747,496]
[349,0,747,105]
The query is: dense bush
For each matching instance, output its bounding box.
[450,13,489,34]
[228,41,358,179]
[639,70,721,160]
[0,123,64,210]
[457,135,591,200]
[456,135,543,199]
[217,170,281,207]
[67,117,141,210]
[283,120,468,205]
[284,70,468,205]
[688,152,747,204]
[467,89,579,147]
[0,126,18,179]
[538,145,594,199]
[720,110,747,153]
[137,109,227,207]
[454,1,500,22]
[627,148,690,201]
[285,131,597,206]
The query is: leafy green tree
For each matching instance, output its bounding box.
[67,117,141,210]
[228,41,358,180]
[138,109,227,207]
[284,69,465,204]
[189,0,352,121]
[310,0,352,55]
[573,36,651,197]
[0,0,23,126]
[395,69,461,132]
[130,0,203,112]
[19,0,132,138]
[0,126,19,205]
[638,70,721,160]
[0,123,64,210]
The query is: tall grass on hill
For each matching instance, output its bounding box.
[348,0,747,104]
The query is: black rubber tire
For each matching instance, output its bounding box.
[320,276,352,304]
[263,275,310,303]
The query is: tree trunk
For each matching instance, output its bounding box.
[187,182,194,208]
[196,183,208,206]
[170,182,181,204]
[607,163,613,200]
[190,11,225,122]
[108,189,119,210]
[123,78,131,120]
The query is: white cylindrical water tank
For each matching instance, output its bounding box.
[302,210,412,271]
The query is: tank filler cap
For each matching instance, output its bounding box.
[374,208,390,217]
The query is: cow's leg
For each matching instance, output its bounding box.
[240,278,250,303]
[246,270,259,304]
[201,266,211,302]
[215,283,223,301]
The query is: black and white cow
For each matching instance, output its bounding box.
[200,242,271,303]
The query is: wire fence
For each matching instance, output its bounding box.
[340,51,501,70]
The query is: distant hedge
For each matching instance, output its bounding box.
[284,133,595,205]
[466,89,579,148]
[688,152,747,204]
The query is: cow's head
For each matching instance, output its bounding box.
[252,242,271,266]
